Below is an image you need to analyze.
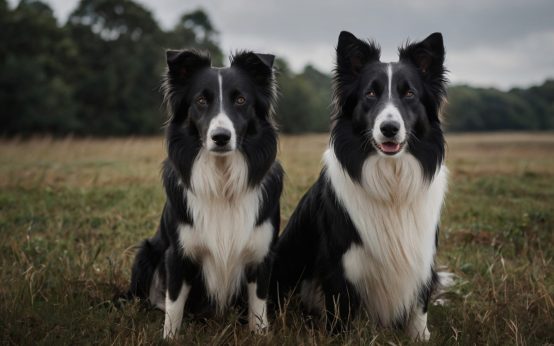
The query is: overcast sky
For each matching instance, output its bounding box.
[13,0,554,89]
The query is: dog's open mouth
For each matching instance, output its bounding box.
[372,139,406,155]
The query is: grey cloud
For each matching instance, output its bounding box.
[31,0,554,88]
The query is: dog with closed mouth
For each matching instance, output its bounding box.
[273,31,448,341]
[127,50,283,338]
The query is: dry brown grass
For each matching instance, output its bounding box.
[0,132,552,344]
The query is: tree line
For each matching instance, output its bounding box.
[446,82,554,131]
[1,0,552,136]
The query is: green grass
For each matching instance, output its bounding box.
[0,133,553,345]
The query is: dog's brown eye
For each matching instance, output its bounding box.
[366,90,376,98]
[405,90,415,98]
[196,96,207,106]
[235,96,246,105]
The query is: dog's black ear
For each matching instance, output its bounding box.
[254,53,275,69]
[231,51,275,87]
[400,33,447,112]
[166,49,211,81]
[399,32,445,77]
[336,31,380,77]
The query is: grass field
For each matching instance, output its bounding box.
[1,133,553,345]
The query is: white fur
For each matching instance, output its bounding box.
[407,309,430,341]
[387,63,393,100]
[178,150,273,311]
[372,103,406,149]
[437,270,456,289]
[189,148,248,200]
[207,113,237,152]
[163,283,190,339]
[248,282,268,333]
[218,71,224,113]
[323,148,447,328]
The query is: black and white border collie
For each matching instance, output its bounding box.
[127,50,283,338]
[273,31,448,340]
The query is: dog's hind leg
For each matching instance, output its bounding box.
[148,266,166,310]
[128,232,166,301]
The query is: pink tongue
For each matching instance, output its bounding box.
[379,142,400,153]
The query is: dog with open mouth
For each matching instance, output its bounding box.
[273,31,448,341]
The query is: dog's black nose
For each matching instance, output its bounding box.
[211,127,231,146]
[380,121,400,138]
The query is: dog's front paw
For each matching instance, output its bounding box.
[408,326,430,342]
[249,314,268,334]
[163,327,175,339]
[163,314,182,339]
[406,312,430,341]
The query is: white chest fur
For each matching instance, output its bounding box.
[324,148,447,325]
[177,151,273,310]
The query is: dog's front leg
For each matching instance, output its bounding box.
[406,268,436,341]
[163,248,193,339]
[406,303,431,341]
[246,257,271,334]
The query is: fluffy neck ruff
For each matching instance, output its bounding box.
[189,150,250,201]
[325,146,448,325]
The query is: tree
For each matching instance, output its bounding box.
[65,1,224,135]
[446,82,554,132]
[65,0,165,135]
[275,60,332,133]
[164,9,223,66]
[0,0,79,136]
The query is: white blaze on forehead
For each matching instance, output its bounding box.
[206,71,236,151]
[371,64,408,148]
[207,113,237,151]
[209,112,235,132]
[378,104,403,123]
[387,63,393,100]
[218,71,224,113]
